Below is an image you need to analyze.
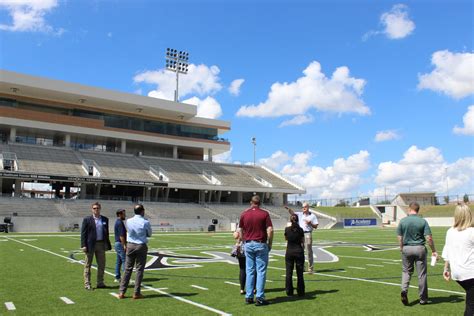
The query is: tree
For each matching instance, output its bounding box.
[444,196,450,204]
[463,194,469,203]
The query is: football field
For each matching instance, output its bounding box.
[0,227,466,315]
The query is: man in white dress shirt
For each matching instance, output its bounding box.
[286,202,319,273]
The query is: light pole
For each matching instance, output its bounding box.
[445,167,449,200]
[165,48,189,102]
[251,137,256,166]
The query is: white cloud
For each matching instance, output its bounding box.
[0,0,64,34]
[279,114,314,127]
[182,96,222,119]
[236,61,369,118]
[374,145,474,195]
[211,148,233,164]
[260,150,370,199]
[381,4,415,39]
[453,105,474,136]
[363,4,415,40]
[228,79,245,96]
[134,63,222,101]
[374,130,401,142]
[418,50,474,99]
[258,150,290,171]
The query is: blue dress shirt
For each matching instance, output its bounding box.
[126,215,152,244]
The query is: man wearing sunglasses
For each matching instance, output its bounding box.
[81,202,112,290]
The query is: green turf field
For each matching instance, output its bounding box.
[0,227,466,315]
[419,205,456,217]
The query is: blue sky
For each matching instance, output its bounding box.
[0,0,473,201]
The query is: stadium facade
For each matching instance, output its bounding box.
[0,69,305,207]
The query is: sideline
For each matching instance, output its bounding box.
[5,237,232,316]
[268,266,465,296]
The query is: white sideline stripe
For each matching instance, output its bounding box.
[5,302,16,310]
[339,255,401,262]
[383,262,400,265]
[110,293,120,298]
[366,264,384,267]
[60,297,75,304]
[191,285,208,291]
[347,266,366,270]
[225,281,240,286]
[6,238,232,316]
[268,266,466,295]
[281,274,297,279]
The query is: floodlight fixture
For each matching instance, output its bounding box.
[165,47,190,102]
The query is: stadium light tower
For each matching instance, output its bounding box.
[251,137,256,166]
[165,48,189,102]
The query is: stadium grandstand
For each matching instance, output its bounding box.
[0,70,305,232]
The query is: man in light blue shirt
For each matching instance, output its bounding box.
[118,204,152,299]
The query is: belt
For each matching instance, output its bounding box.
[245,240,265,243]
[304,231,311,233]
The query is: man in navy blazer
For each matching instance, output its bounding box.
[81,202,112,290]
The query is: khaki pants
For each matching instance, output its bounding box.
[304,233,314,271]
[84,241,106,287]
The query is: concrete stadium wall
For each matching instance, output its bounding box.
[425,217,453,227]
[7,216,83,233]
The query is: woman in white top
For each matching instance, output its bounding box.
[442,204,474,316]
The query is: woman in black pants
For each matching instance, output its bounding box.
[233,231,256,294]
[285,214,305,296]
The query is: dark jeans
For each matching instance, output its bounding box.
[119,243,148,295]
[457,278,474,316]
[114,242,126,279]
[238,255,246,291]
[237,255,256,292]
[285,252,305,296]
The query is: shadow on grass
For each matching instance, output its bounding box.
[142,277,169,282]
[143,292,198,299]
[267,289,338,304]
[407,294,464,306]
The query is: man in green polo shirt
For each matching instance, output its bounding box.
[397,202,438,306]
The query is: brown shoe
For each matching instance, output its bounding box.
[133,293,145,300]
[118,293,126,299]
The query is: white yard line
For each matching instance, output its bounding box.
[60,297,75,304]
[6,238,232,316]
[5,302,16,310]
[366,264,384,267]
[338,255,401,262]
[383,262,400,265]
[347,266,366,270]
[110,292,120,298]
[224,281,240,286]
[191,285,209,291]
[268,266,465,295]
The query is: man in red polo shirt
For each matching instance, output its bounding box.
[237,195,273,306]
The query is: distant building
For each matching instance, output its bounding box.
[392,192,436,206]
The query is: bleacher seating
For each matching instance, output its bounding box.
[0,197,61,217]
[79,151,155,181]
[0,143,84,176]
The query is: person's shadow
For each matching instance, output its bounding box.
[407,294,464,306]
[267,288,339,304]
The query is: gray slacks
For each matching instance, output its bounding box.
[119,243,148,295]
[304,232,314,271]
[401,245,428,302]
